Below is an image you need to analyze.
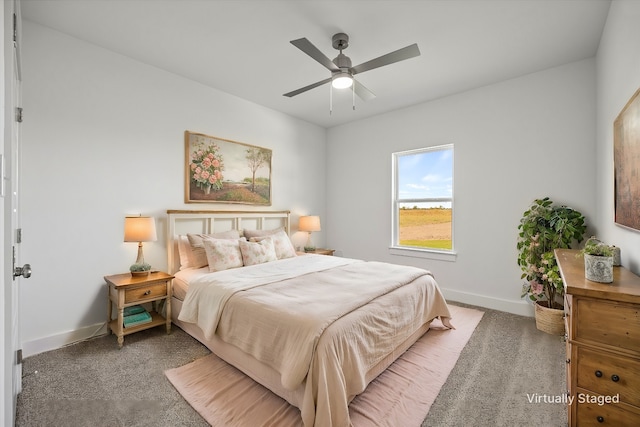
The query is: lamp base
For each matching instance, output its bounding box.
[130,270,150,278]
[135,243,145,265]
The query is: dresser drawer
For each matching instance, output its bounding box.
[576,346,640,407]
[124,283,167,303]
[575,393,640,426]
[575,298,640,353]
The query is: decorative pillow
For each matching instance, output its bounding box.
[243,227,284,240]
[177,235,193,270]
[187,230,241,268]
[239,237,277,266]
[203,238,244,272]
[250,229,296,259]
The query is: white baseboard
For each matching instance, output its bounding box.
[440,287,535,317]
[22,322,108,358]
[21,290,532,358]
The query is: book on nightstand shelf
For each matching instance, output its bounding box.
[123,307,152,328]
[123,305,146,317]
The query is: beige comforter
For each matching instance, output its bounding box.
[178,255,451,426]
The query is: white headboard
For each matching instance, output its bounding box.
[166,209,291,274]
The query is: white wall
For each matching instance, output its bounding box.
[326,59,598,315]
[596,0,640,273]
[20,3,626,354]
[20,21,327,356]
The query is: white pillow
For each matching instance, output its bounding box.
[250,229,296,259]
[177,235,193,270]
[239,237,277,266]
[203,238,244,272]
[187,230,241,268]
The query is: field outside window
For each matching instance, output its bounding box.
[393,145,453,251]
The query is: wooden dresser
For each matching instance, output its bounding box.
[555,249,640,426]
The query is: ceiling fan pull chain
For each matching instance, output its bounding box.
[329,83,333,115]
[352,83,356,110]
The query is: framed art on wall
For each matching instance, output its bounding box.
[185,131,272,205]
[614,87,640,231]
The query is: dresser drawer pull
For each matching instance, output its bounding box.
[595,370,603,377]
[566,358,570,364]
[597,416,604,423]
[611,374,619,382]
[143,290,151,296]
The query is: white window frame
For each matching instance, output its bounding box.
[390,144,457,262]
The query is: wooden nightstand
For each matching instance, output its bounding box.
[105,271,174,348]
[299,248,335,256]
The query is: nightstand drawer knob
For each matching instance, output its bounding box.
[143,290,151,296]
[611,374,620,382]
[595,370,603,377]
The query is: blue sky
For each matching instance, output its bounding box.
[398,147,452,207]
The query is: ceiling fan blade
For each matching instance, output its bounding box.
[283,77,332,98]
[290,38,340,72]
[353,79,376,101]
[351,43,420,75]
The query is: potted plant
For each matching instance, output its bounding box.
[517,197,586,335]
[129,262,151,277]
[581,237,614,283]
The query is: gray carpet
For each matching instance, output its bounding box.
[15,303,566,427]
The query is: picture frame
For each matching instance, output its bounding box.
[185,131,272,205]
[614,87,640,231]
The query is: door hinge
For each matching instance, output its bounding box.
[16,228,22,244]
[16,107,23,123]
[17,349,22,364]
[13,13,17,43]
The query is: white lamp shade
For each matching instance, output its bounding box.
[124,216,157,242]
[299,215,321,232]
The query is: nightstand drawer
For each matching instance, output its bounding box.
[124,283,167,303]
[576,346,640,407]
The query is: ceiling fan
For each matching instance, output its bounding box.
[283,33,420,103]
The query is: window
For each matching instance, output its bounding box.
[392,144,453,254]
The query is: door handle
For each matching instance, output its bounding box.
[14,264,32,279]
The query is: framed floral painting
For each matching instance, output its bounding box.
[614,88,640,230]
[185,131,272,205]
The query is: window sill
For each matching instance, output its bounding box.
[389,246,457,262]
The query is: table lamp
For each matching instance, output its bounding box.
[298,215,321,252]
[124,216,157,268]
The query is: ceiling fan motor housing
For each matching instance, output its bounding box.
[333,53,352,69]
[332,33,352,71]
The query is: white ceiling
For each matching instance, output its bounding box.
[21,0,611,128]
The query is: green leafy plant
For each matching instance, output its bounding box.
[129,263,151,272]
[517,197,586,309]
[580,236,614,257]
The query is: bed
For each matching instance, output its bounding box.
[166,209,452,427]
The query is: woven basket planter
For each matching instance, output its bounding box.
[534,301,565,336]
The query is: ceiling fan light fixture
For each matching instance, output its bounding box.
[332,72,353,89]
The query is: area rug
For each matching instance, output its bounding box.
[165,304,483,427]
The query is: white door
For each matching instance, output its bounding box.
[2,1,25,425]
